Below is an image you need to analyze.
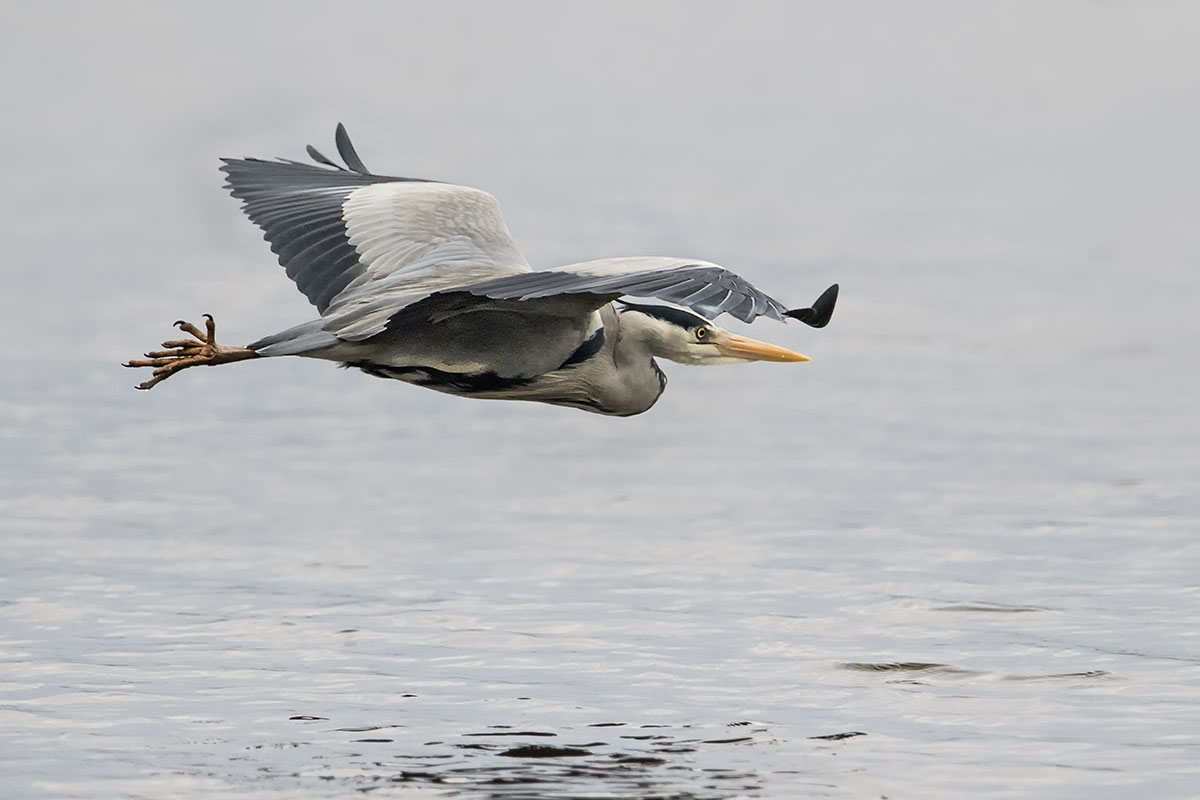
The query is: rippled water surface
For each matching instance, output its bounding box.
[3,3,1200,798]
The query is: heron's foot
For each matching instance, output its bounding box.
[124,314,258,390]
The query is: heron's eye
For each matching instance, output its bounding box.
[695,327,708,341]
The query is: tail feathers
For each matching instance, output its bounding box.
[249,320,341,357]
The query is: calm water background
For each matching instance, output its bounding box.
[2,2,1199,797]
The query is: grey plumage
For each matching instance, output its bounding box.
[128,124,837,415]
[461,258,787,322]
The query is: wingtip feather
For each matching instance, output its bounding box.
[335,123,370,174]
[306,144,343,170]
[785,283,839,328]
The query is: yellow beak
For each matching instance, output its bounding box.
[715,332,811,362]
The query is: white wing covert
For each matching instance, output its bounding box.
[220,124,530,341]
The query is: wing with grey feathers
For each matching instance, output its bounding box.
[220,124,531,340]
[459,257,793,323]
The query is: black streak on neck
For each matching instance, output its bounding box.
[557,327,606,369]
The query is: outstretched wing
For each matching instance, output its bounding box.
[459,257,805,323]
[220,124,531,340]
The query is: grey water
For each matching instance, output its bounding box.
[2,2,1199,797]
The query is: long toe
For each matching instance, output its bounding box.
[203,314,216,344]
[124,357,173,369]
[144,347,203,359]
[174,320,208,340]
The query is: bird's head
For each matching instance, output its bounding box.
[617,302,811,365]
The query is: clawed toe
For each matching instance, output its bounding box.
[171,315,217,344]
[174,320,208,341]
[159,338,204,350]
[124,357,171,368]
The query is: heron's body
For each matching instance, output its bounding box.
[331,304,663,416]
[126,125,838,416]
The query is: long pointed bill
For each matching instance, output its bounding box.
[715,332,811,362]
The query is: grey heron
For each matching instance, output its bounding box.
[126,125,838,417]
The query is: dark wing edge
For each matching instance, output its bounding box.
[217,124,430,312]
[784,284,839,328]
[459,264,794,323]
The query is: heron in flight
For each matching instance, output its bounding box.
[126,125,838,417]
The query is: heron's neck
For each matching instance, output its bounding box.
[615,310,686,362]
[601,308,669,412]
